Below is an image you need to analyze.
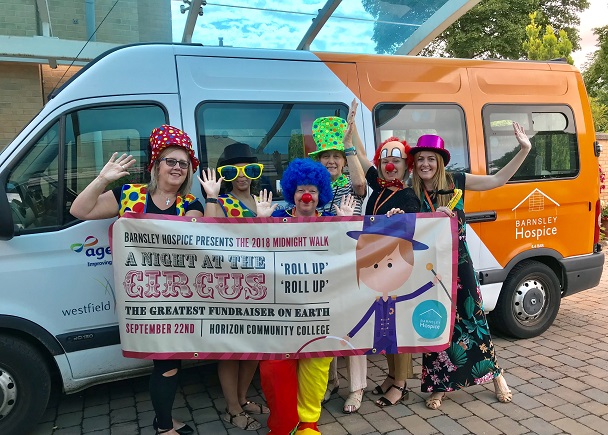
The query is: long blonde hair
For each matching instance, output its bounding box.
[411,151,454,208]
[147,147,193,198]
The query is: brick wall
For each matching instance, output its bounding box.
[0,0,171,151]
[599,133,608,202]
[0,62,41,148]
[0,0,37,37]
[0,63,80,150]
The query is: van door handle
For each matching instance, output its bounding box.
[465,211,497,223]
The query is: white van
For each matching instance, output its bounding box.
[0,43,603,433]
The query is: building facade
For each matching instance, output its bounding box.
[0,0,172,148]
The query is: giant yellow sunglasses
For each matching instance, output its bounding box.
[217,163,264,181]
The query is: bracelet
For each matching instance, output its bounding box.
[206,197,218,204]
[344,146,356,153]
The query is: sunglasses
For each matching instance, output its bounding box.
[160,157,189,169]
[217,163,264,181]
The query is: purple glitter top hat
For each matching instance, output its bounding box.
[411,135,451,165]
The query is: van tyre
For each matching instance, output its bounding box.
[0,335,51,435]
[491,261,561,339]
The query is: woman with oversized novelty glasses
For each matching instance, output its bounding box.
[197,142,269,431]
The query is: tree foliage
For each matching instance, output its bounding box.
[583,26,608,107]
[589,97,608,132]
[523,12,574,64]
[362,0,589,59]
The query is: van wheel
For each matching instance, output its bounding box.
[0,335,51,435]
[492,261,561,339]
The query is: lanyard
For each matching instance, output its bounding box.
[372,188,399,215]
[423,190,436,212]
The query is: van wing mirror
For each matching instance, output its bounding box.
[594,140,602,157]
[0,175,15,241]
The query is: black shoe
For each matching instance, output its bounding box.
[153,417,194,435]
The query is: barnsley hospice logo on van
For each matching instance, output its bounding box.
[70,235,113,267]
[512,188,559,248]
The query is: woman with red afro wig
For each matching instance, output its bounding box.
[344,100,421,408]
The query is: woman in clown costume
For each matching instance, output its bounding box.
[254,158,355,435]
[198,142,270,431]
[344,100,420,408]
[70,125,204,435]
[307,112,369,414]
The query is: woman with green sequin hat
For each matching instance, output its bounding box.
[308,103,369,414]
[308,106,367,216]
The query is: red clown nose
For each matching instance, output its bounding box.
[301,193,313,203]
[385,162,395,172]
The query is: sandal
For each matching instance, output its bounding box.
[425,392,446,410]
[241,400,270,414]
[375,384,408,407]
[494,373,513,403]
[223,409,261,431]
[343,389,363,414]
[372,374,394,395]
[322,378,339,404]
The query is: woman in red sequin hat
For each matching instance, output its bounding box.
[71,124,203,435]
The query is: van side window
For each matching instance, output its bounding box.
[6,104,166,234]
[196,102,348,201]
[373,104,469,172]
[7,122,61,232]
[483,105,578,181]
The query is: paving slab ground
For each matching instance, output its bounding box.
[33,258,608,434]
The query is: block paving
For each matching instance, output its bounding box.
[33,258,608,434]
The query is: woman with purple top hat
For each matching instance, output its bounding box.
[409,123,531,410]
[307,112,369,414]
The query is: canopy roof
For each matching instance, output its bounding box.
[175,0,481,56]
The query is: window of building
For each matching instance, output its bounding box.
[483,105,578,181]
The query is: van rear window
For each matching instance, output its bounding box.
[373,103,470,173]
[483,105,578,181]
[196,102,348,201]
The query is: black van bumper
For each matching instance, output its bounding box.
[563,250,605,296]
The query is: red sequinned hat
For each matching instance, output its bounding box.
[148,125,199,172]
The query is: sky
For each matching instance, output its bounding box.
[571,0,607,70]
[171,0,607,69]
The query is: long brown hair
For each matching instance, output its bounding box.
[411,151,454,208]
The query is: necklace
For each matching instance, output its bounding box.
[165,198,171,206]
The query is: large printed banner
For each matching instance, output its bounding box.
[111,212,458,360]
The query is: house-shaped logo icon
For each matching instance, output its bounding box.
[512,188,559,218]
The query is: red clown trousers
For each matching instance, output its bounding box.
[260,357,332,435]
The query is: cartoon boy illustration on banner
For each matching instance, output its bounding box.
[343,214,436,354]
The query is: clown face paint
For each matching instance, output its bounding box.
[380,141,407,182]
[294,185,319,216]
